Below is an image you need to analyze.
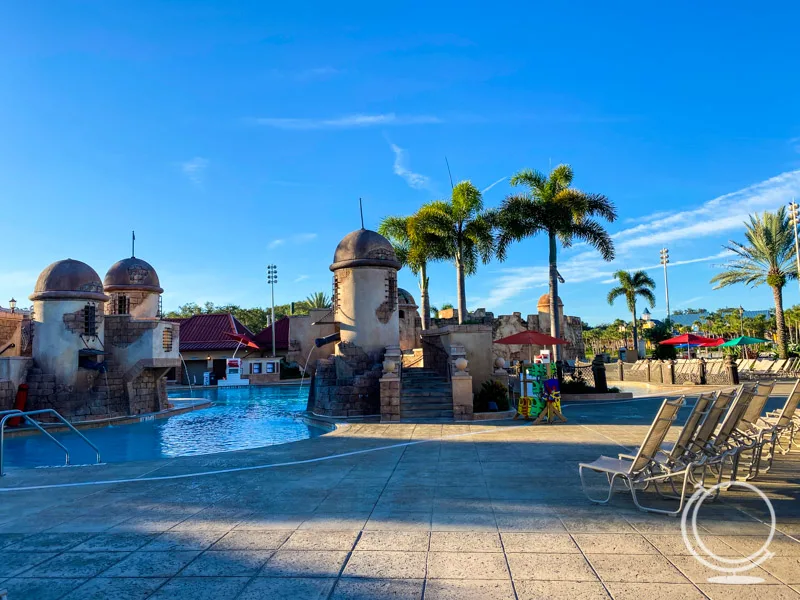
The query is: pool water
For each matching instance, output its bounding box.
[3,385,323,469]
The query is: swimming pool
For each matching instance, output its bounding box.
[3,385,324,469]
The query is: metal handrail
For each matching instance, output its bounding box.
[0,408,102,477]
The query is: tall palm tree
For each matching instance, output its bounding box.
[415,181,496,324]
[607,270,656,354]
[496,164,616,361]
[710,208,797,358]
[305,291,331,309]
[378,214,445,329]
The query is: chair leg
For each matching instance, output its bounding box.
[580,467,622,505]
[629,470,691,517]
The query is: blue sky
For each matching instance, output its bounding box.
[2,2,800,325]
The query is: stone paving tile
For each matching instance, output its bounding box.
[696,519,776,536]
[561,516,637,534]
[515,580,611,599]
[141,530,225,551]
[282,530,359,551]
[500,532,580,553]
[758,556,800,584]
[211,529,292,550]
[365,511,432,531]
[355,531,430,552]
[108,517,186,533]
[0,577,85,600]
[148,576,250,600]
[604,582,705,600]
[259,550,348,577]
[180,549,274,577]
[0,533,27,550]
[431,512,498,532]
[506,553,598,582]
[424,578,516,599]
[331,577,424,599]
[667,554,781,585]
[429,531,502,552]
[101,551,201,578]
[234,514,306,530]
[719,534,800,557]
[426,551,509,580]
[62,577,168,600]
[238,577,335,600]
[697,583,800,599]
[3,532,94,552]
[494,515,566,533]
[587,554,689,584]
[644,534,744,557]
[47,514,132,533]
[298,513,370,530]
[571,533,658,554]
[23,551,129,578]
[342,551,427,579]
[70,532,156,552]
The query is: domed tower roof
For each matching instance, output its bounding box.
[104,257,163,293]
[398,288,417,307]
[330,228,401,271]
[537,293,564,313]
[29,259,108,302]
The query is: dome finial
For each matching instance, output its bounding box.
[132,230,136,258]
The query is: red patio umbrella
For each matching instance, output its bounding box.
[222,331,260,350]
[701,338,725,348]
[659,333,717,346]
[494,331,569,362]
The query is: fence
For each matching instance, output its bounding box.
[562,363,596,388]
[606,358,738,386]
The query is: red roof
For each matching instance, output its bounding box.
[178,313,255,351]
[253,316,290,351]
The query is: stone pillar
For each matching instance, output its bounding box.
[645,358,652,383]
[698,357,707,385]
[725,355,739,385]
[616,359,624,381]
[380,346,402,422]
[592,355,608,393]
[491,357,510,391]
[451,355,473,421]
[664,359,676,385]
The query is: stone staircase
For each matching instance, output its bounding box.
[400,367,453,421]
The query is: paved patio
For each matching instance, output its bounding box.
[1,393,799,599]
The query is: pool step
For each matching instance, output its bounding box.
[400,367,454,421]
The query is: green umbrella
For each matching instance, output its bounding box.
[720,335,771,347]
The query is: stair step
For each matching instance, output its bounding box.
[400,403,454,411]
[400,411,454,419]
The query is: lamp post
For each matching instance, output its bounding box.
[789,200,800,297]
[8,298,16,314]
[267,264,278,357]
[739,305,746,360]
[659,248,670,324]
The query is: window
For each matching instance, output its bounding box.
[162,327,173,351]
[399,309,405,319]
[265,361,276,374]
[117,294,129,315]
[251,362,262,374]
[84,304,97,336]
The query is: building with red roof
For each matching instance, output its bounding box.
[173,313,255,384]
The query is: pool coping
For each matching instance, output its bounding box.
[3,399,212,438]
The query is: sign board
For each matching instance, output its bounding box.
[537,349,551,364]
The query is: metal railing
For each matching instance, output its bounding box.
[0,409,102,476]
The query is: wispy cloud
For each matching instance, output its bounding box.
[790,137,800,153]
[597,251,733,283]
[613,169,800,251]
[482,177,507,194]
[268,233,318,250]
[252,113,441,130]
[181,157,209,186]
[391,144,431,190]
[677,295,706,308]
[293,275,310,283]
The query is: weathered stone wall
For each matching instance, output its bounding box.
[104,316,159,348]
[492,312,585,363]
[62,305,105,334]
[285,308,337,369]
[309,347,383,418]
[379,374,401,422]
[0,379,14,411]
[0,317,19,347]
[128,368,166,415]
[398,305,422,351]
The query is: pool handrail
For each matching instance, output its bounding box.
[0,408,102,477]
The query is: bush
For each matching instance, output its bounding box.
[559,379,595,394]
[473,380,510,412]
[652,344,677,360]
[280,361,303,380]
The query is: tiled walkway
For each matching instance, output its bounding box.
[1,398,799,599]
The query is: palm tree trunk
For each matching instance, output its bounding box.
[456,255,466,325]
[631,304,639,357]
[773,285,788,359]
[548,232,561,362]
[419,262,430,330]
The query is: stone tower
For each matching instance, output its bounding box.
[104,256,163,318]
[29,259,108,389]
[330,228,401,360]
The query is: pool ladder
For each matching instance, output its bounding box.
[0,409,102,477]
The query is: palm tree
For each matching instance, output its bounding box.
[710,208,797,358]
[607,270,656,355]
[495,164,616,362]
[305,292,331,309]
[415,181,496,324]
[378,214,445,329]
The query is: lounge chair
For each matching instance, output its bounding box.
[579,398,695,515]
[743,380,800,476]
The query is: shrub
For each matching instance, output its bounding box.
[474,380,510,412]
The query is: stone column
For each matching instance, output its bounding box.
[725,355,739,385]
[616,359,624,381]
[698,357,707,385]
[591,355,608,393]
[380,346,402,423]
[451,355,473,421]
[645,358,652,383]
[664,359,676,385]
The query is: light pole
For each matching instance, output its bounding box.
[789,200,800,297]
[659,248,670,324]
[267,264,278,357]
[739,305,746,359]
[8,298,16,314]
